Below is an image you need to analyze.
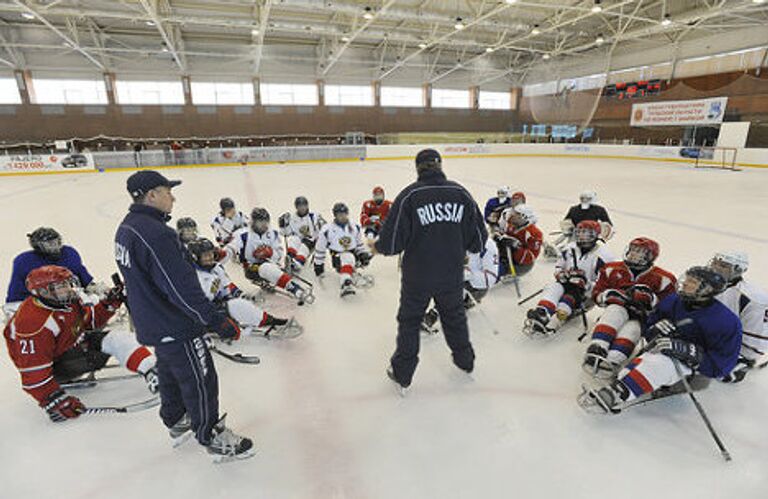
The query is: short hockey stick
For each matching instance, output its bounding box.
[517,288,543,306]
[504,246,522,298]
[571,248,589,340]
[84,395,160,415]
[671,357,732,462]
[209,344,261,365]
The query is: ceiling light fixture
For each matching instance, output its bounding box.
[454,17,465,30]
[531,24,541,35]
[363,7,374,20]
[595,34,605,45]
[591,1,602,13]
[505,0,518,4]
[486,47,495,53]
[21,12,35,20]
[341,36,350,42]
[145,20,156,27]
[543,53,551,60]
[418,42,428,49]
[661,14,671,26]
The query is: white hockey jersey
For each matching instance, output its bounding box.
[195,263,238,302]
[555,241,616,291]
[716,279,768,356]
[278,211,325,241]
[315,222,366,266]
[465,238,499,290]
[211,211,249,244]
[227,228,285,266]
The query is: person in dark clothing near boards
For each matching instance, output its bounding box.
[114,170,253,462]
[368,149,488,394]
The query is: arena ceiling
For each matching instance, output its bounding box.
[0,0,766,88]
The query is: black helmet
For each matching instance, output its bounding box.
[294,196,309,208]
[176,217,197,230]
[332,202,349,216]
[220,197,235,211]
[678,266,726,309]
[251,207,270,234]
[187,238,216,270]
[176,217,198,244]
[251,207,270,222]
[27,227,63,259]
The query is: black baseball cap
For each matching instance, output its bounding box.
[415,148,442,167]
[127,170,182,199]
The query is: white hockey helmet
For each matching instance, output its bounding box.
[510,203,537,226]
[579,190,597,208]
[709,251,749,283]
[497,186,511,201]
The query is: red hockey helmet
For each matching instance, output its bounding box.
[574,220,601,249]
[25,265,79,305]
[624,237,659,271]
[373,186,385,204]
[511,191,526,207]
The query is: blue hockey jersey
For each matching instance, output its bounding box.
[483,197,510,223]
[5,246,94,303]
[645,293,742,378]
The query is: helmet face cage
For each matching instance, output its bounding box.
[220,198,235,213]
[511,192,526,207]
[295,197,309,216]
[178,227,198,244]
[709,254,746,283]
[373,188,385,204]
[579,191,596,206]
[575,226,598,248]
[333,203,349,224]
[251,209,270,233]
[497,187,510,201]
[33,275,80,305]
[625,243,653,270]
[37,237,63,258]
[678,267,725,306]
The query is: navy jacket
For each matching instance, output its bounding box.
[114,204,222,346]
[6,246,93,303]
[564,204,612,226]
[375,168,487,288]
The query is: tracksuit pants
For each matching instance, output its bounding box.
[155,336,219,446]
[390,282,475,386]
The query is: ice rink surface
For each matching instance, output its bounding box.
[1,156,767,499]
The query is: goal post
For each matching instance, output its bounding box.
[694,146,739,171]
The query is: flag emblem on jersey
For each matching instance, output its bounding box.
[339,236,352,250]
[299,225,311,236]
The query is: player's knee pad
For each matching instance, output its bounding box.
[541,282,565,305]
[601,304,630,330]
[102,331,155,373]
[258,261,283,284]
[338,252,355,275]
[226,298,266,328]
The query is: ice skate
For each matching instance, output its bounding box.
[206,415,255,463]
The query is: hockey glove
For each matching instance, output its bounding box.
[214,248,228,262]
[244,263,261,281]
[41,390,85,422]
[314,264,325,277]
[555,271,569,285]
[647,318,676,339]
[102,284,126,311]
[629,285,656,312]
[567,270,587,289]
[278,212,291,229]
[253,246,274,262]
[652,337,702,369]
[212,315,241,341]
[597,289,628,307]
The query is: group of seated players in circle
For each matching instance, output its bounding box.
[2,183,766,422]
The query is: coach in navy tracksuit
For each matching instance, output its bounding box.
[114,170,242,448]
[371,149,487,389]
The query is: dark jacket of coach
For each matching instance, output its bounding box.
[372,149,487,390]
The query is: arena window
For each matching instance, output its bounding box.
[115,80,185,105]
[432,89,470,109]
[32,78,108,105]
[260,83,318,105]
[0,77,21,104]
[478,91,511,110]
[380,86,423,107]
[191,82,254,105]
[325,85,373,106]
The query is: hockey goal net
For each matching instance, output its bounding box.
[694,147,739,171]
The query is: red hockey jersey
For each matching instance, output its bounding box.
[3,297,116,403]
[505,224,543,266]
[592,262,677,302]
[360,199,392,228]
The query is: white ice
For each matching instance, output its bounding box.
[1,156,766,499]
